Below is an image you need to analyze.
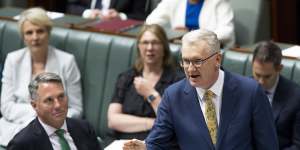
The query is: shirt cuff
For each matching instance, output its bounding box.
[119,12,128,20]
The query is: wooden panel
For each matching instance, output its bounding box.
[271,0,300,44]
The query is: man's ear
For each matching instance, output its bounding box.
[276,64,283,72]
[31,101,37,110]
[216,52,222,65]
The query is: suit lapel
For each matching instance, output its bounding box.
[272,76,287,122]
[67,118,83,150]
[184,81,214,148]
[216,72,239,149]
[33,118,54,150]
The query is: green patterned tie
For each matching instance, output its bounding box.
[204,90,218,145]
[55,129,71,150]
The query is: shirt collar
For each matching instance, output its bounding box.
[196,69,224,101]
[266,75,279,95]
[38,117,68,137]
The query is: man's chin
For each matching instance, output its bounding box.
[188,80,199,87]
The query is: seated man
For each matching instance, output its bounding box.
[7,72,102,150]
[252,41,300,149]
[68,0,151,20]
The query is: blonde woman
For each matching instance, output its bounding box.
[0,7,82,146]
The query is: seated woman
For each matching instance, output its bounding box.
[0,7,83,146]
[146,0,235,48]
[107,24,184,140]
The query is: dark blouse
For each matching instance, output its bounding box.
[111,66,184,140]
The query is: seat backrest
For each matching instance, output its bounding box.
[281,59,296,79]
[50,27,70,51]
[222,50,250,75]
[83,33,113,134]
[229,0,271,46]
[0,21,23,63]
[292,62,300,85]
[98,36,136,140]
[64,29,91,79]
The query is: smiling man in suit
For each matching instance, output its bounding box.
[7,72,101,150]
[140,29,279,150]
[252,41,300,150]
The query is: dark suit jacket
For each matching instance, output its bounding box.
[273,76,300,150]
[109,0,149,20]
[7,118,102,150]
[67,0,150,20]
[146,71,279,150]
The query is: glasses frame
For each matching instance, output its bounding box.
[138,40,162,47]
[180,52,218,68]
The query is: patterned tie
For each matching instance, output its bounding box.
[204,90,218,145]
[55,129,71,150]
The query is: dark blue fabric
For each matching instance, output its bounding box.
[95,0,102,9]
[185,0,204,30]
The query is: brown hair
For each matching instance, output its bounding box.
[252,41,282,67]
[134,24,174,72]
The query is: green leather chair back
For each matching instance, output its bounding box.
[83,33,113,134]
[65,30,91,79]
[222,50,249,75]
[98,36,136,139]
[0,21,23,63]
[50,27,70,51]
[292,62,300,85]
[281,59,295,79]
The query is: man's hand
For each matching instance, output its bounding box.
[123,139,146,150]
[99,9,121,20]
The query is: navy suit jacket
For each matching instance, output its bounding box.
[109,0,149,20]
[146,71,279,150]
[273,76,300,150]
[7,118,102,150]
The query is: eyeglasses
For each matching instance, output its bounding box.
[180,52,218,68]
[138,40,162,47]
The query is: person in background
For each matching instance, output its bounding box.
[69,0,152,20]
[0,7,82,146]
[146,0,235,48]
[7,72,101,150]
[107,24,184,141]
[124,29,278,150]
[252,41,300,149]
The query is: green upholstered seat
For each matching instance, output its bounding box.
[222,50,249,75]
[281,59,296,79]
[50,27,70,51]
[98,36,136,143]
[292,61,300,85]
[82,33,112,134]
[0,21,23,63]
[64,30,91,78]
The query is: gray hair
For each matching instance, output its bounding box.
[182,29,220,53]
[29,72,62,100]
[18,7,53,36]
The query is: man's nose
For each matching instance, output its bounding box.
[258,78,265,85]
[187,62,197,71]
[53,99,61,108]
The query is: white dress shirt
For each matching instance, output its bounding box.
[196,69,224,125]
[39,118,77,150]
[265,75,279,105]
